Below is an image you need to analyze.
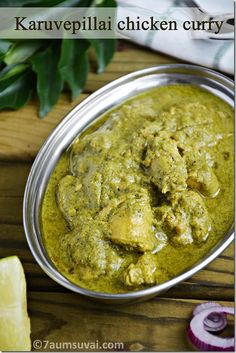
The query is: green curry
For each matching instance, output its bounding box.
[41,85,234,293]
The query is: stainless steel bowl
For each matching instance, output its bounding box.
[23,64,234,304]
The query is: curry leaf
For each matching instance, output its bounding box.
[0,0,41,6]
[89,38,117,73]
[89,0,117,73]
[0,40,12,62]
[59,39,89,100]
[31,43,63,118]
[25,0,93,6]
[0,0,92,6]
[4,41,42,65]
[0,40,12,56]
[0,63,29,81]
[0,71,33,109]
[97,0,116,7]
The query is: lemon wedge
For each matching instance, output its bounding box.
[0,256,31,351]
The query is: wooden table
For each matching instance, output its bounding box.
[0,41,234,352]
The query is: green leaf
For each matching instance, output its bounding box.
[0,63,29,81]
[56,0,93,6]
[4,41,42,65]
[0,71,33,110]
[89,0,117,73]
[27,0,92,6]
[89,38,117,73]
[95,0,116,7]
[0,0,40,6]
[0,40,12,63]
[59,39,89,100]
[0,0,93,6]
[0,40,12,56]
[31,43,63,118]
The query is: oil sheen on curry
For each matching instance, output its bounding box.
[41,85,234,293]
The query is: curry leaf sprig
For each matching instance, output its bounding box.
[0,0,117,117]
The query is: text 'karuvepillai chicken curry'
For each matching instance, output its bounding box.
[41,85,234,293]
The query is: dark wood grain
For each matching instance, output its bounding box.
[0,94,88,161]
[28,293,234,352]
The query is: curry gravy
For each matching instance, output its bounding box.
[41,85,234,293]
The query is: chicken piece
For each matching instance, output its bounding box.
[59,225,124,281]
[71,130,113,157]
[173,126,218,151]
[97,157,140,207]
[172,128,220,198]
[69,133,111,210]
[141,121,163,138]
[71,131,141,210]
[124,254,156,286]
[187,164,220,198]
[152,231,168,253]
[70,130,114,185]
[120,98,157,122]
[140,102,212,140]
[108,190,157,252]
[124,253,164,287]
[57,175,84,228]
[155,190,211,245]
[159,103,213,131]
[144,132,187,194]
[182,191,212,243]
[79,156,140,210]
[155,204,193,245]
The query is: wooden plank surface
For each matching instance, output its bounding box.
[28,294,233,352]
[0,41,234,351]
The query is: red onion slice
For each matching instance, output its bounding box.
[188,306,234,351]
[204,312,228,332]
[193,302,227,332]
[193,302,222,316]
